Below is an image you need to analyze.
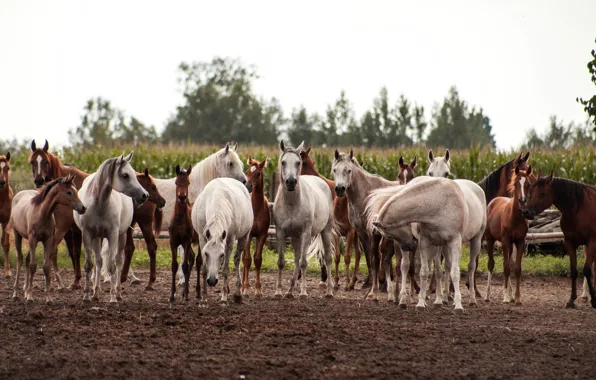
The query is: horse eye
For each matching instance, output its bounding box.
[295,161,300,167]
[152,185,157,190]
[348,169,352,174]
[122,173,129,179]
[282,161,286,166]
[66,190,73,196]
[229,162,233,168]
[444,173,449,178]
[256,172,260,177]
[429,172,433,176]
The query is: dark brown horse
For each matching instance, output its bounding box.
[29,140,88,289]
[169,165,200,304]
[522,172,596,308]
[120,169,166,290]
[242,156,270,297]
[484,166,533,305]
[0,152,13,277]
[300,146,363,290]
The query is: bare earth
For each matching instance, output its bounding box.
[1,269,596,380]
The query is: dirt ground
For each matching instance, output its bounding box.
[1,269,596,380]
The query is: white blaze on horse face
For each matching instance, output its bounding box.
[36,155,42,175]
[404,169,409,185]
[519,176,526,200]
[0,161,5,174]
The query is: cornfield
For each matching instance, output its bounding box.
[6,143,596,196]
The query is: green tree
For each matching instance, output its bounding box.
[412,104,427,144]
[162,57,283,144]
[577,39,596,131]
[288,106,319,146]
[392,94,414,146]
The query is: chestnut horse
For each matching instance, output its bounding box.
[29,140,88,289]
[120,169,166,290]
[0,152,13,277]
[521,172,596,308]
[169,165,200,305]
[300,146,362,290]
[484,166,533,305]
[11,176,86,302]
[242,156,270,297]
[477,152,531,205]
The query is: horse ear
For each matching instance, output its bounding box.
[334,149,340,160]
[523,152,530,162]
[296,141,305,153]
[233,142,238,152]
[246,155,252,165]
[175,165,180,175]
[205,229,211,240]
[545,171,554,185]
[43,139,49,152]
[399,156,404,167]
[536,169,542,179]
[261,158,268,168]
[5,152,10,162]
[143,168,149,178]
[224,143,230,154]
[428,150,434,162]
[444,149,450,162]
[123,151,134,163]
[279,140,286,152]
[187,165,192,175]
[527,165,533,176]
[349,148,354,160]
[306,146,312,155]
[31,140,36,152]
[221,230,227,241]
[411,156,417,169]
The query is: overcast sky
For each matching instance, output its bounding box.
[1,0,594,150]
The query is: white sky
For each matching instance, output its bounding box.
[0,0,594,150]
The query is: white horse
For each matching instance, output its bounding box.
[273,141,336,299]
[427,149,487,300]
[369,175,486,313]
[192,178,253,303]
[74,152,148,303]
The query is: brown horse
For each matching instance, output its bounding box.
[120,169,166,290]
[29,140,89,289]
[484,166,533,305]
[522,172,596,308]
[397,156,417,185]
[477,151,531,205]
[11,176,86,302]
[0,152,13,277]
[300,146,362,290]
[242,156,270,297]
[169,165,200,305]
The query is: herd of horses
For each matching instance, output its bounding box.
[0,139,595,312]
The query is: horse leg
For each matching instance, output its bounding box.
[382,240,395,302]
[583,242,596,308]
[254,234,266,297]
[564,240,579,308]
[432,251,443,307]
[502,239,513,303]
[91,238,103,301]
[442,247,453,304]
[241,237,252,296]
[220,241,232,304]
[446,238,464,313]
[105,231,121,303]
[50,225,68,291]
[332,233,341,290]
[415,237,431,310]
[409,250,420,295]
[1,222,10,277]
[366,233,382,301]
[169,239,179,306]
[398,247,411,308]
[321,228,335,298]
[394,244,402,302]
[26,239,38,302]
[485,239,495,302]
[114,233,126,301]
[12,232,23,300]
[81,232,93,302]
[68,228,84,290]
[344,229,353,291]
[274,230,286,298]
[195,245,202,302]
[467,235,482,307]
[287,236,302,299]
[42,237,54,303]
[181,241,191,301]
[298,234,310,300]
[361,234,372,289]
[513,240,525,306]
[233,235,249,303]
[120,226,134,285]
[349,231,361,290]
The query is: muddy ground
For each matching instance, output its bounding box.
[1,270,596,380]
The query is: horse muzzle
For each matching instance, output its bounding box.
[335,185,346,197]
[134,192,148,205]
[178,195,188,203]
[521,209,535,220]
[206,277,218,287]
[75,204,87,215]
[34,178,45,188]
[0,181,6,190]
[285,178,297,191]
[245,182,253,193]
[157,196,166,209]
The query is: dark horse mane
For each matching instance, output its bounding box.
[477,159,515,204]
[548,177,595,211]
[31,176,73,205]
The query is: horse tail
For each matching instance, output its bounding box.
[153,207,164,237]
[306,217,342,267]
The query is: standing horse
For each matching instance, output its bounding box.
[332,149,405,300]
[397,156,417,185]
[273,141,336,299]
[484,166,532,304]
[369,176,486,312]
[1,153,13,277]
[300,146,362,290]
[120,169,166,290]
[169,165,200,305]
[477,151,531,205]
[192,178,253,303]
[521,172,596,308]
[29,140,88,289]
[11,176,86,302]
[74,152,148,303]
[242,156,270,297]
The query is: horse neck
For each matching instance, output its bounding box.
[188,156,217,200]
[173,199,192,225]
[277,179,303,207]
[347,166,395,211]
[251,181,266,208]
[59,164,89,190]
[0,185,10,200]
[36,190,62,222]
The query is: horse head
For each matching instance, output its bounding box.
[245,155,267,194]
[279,140,304,192]
[174,164,192,203]
[137,168,166,208]
[111,151,148,205]
[29,139,52,188]
[202,226,227,287]
[331,148,357,197]
[397,156,417,185]
[215,142,247,186]
[521,169,554,220]
[0,152,10,190]
[427,149,451,178]
[511,165,533,209]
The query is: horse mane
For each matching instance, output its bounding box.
[202,188,234,237]
[190,147,241,194]
[477,159,515,203]
[30,176,73,205]
[364,186,404,233]
[87,157,120,202]
[549,177,594,210]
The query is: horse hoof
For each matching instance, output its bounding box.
[484,297,490,303]
[415,305,426,311]
[254,291,262,298]
[515,301,523,306]
[565,301,576,309]
[82,296,91,303]
[284,293,294,299]
[591,299,596,309]
[273,293,283,299]
[12,295,19,301]
[343,285,351,292]
[130,279,141,286]
[233,294,243,304]
[5,272,12,278]
[242,293,249,300]
[453,307,464,315]
[469,301,478,307]
[26,298,34,303]
[398,303,407,309]
[68,283,81,291]
[433,302,442,308]
[318,281,327,289]
[46,299,53,305]
[299,294,308,300]
[324,293,334,299]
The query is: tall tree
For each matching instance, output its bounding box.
[162,57,283,144]
[577,39,596,131]
[412,104,427,144]
[288,106,319,146]
[393,94,414,146]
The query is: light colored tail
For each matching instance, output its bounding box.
[306,220,341,267]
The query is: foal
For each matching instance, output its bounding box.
[242,156,270,297]
[11,176,86,302]
[484,166,532,305]
[169,165,200,305]
[0,153,12,278]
